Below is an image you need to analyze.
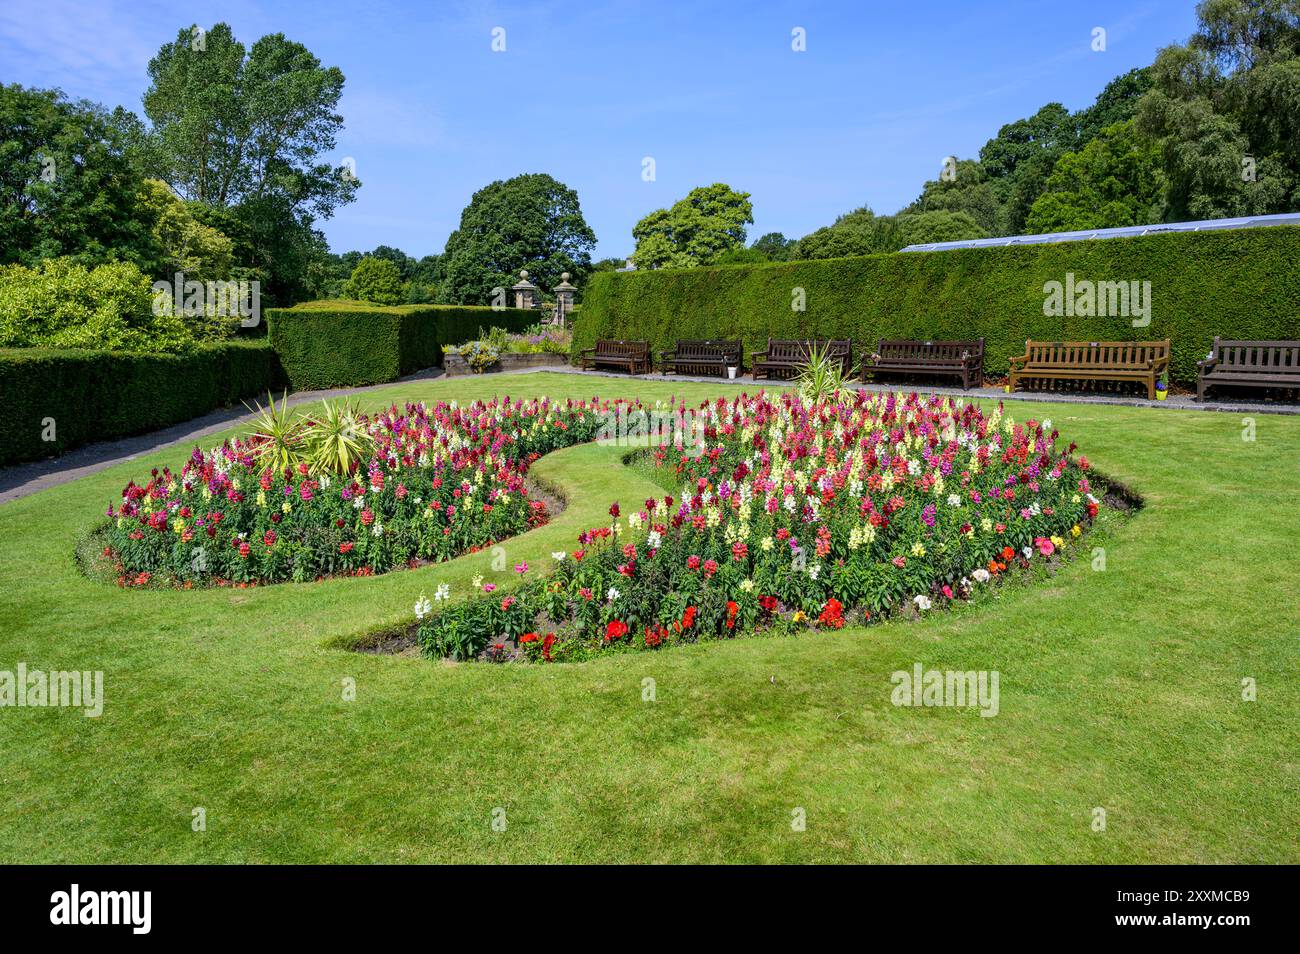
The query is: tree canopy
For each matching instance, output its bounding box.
[631,183,753,269]
[440,173,595,305]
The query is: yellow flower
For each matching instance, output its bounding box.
[792,610,807,623]
[1071,525,1082,538]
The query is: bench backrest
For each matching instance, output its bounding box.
[674,339,742,362]
[1023,339,1170,369]
[1209,338,1300,374]
[877,338,984,362]
[594,339,649,357]
[766,339,852,361]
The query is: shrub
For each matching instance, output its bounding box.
[574,226,1300,383]
[268,301,535,389]
[0,340,280,465]
[0,258,196,352]
[342,256,405,305]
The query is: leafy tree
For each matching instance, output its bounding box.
[0,84,160,270]
[893,210,986,247]
[136,23,359,305]
[1075,68,1153,143]
[750,231,796,261]
[440,173,595,305]
[1026,120,1165,233]
[591,257,627,273]
[793,207,900,259]
[906,159,1005,234]
[342,256,405,305]
[980,103,1077,233]
[137,179,233,280]
[1138,0,1300,219]
[631,183,753,268]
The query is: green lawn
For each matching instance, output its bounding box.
[1,372,1296,863]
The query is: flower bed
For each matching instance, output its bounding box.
[415,391,1100,660]
[101,397,624,586]
[442,324,572,374]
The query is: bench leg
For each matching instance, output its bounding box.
[1196,378,1205,402]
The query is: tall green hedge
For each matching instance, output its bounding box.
[0,340,281,466]
[267,301,537,390]
[573,227,1300,384]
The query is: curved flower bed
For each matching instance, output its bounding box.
[415,391,1102,661]
[102,397,627,586]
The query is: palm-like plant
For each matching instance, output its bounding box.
[301,398,374,475]
[794,342,850,404]
[245,391,305,473]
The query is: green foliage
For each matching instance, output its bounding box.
[793,207,900,259]
[750,231,796,261]
[342,256,405,305]
[631,183,754,268]
[573,226,1300,385]
[1026,121,1165,233]
[893,210,987,247]
[1137,0,1300,220]
[0,258,198,352]
[268,301,535,389]
[300,397,373,476]
[245,390,305,473]
[0,340,279,465]
[0,83,161,271]
[440,173,595,305]
[136,178,234,280]
[794,342,850,403]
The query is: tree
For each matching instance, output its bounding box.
[0,84,160,270]
[750,231,796,261]
[136,178,234,280]
[137,23,360,305]
[906,159,1006,234]
[893,210,987,247]
[1026,121,1165,233]
[343,256,405,305]
[793,207,900,259]
[631,183,753,268]
[980,103,1078,233]
[440,173,595,305]
[1138,0,1300,219]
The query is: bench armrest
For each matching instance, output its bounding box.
[1197,354,1218,370]
[578,347,596,356]
[1007,353,1029,370]
[751,350,769,361]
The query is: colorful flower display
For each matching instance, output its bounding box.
[102,396,628,585]
[416,391,1100,661]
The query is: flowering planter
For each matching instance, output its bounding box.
[443,352,569,377]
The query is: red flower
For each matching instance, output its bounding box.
[817,597,844,629]
[263,530,277,547]
[339,541,354,554]
[238,541,251,559]
[687,554,701,571]
[361,509,375,526]
[609,502,620,519]
[605,619,629,642]
[519,632,539,644]
[731,541,748,561]
[542,633,556,661]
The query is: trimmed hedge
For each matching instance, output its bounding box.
[0,340,281,466]
[573,226,1300,384]
[267,301,537,390]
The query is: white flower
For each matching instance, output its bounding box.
[1022,546,1033,559]
[372,522,384,537]
[808,563,821,580]
[647,530,662,549]
[947,494,961,507]
[972,568,990,583]
[913,594,932,611]
[607,586,621,602]
[740,578,755,592]
[471,574,484,588]
[551,551,567,562]
[414,595,432,620]
[434,583,450,601]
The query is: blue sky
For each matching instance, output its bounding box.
[1,0,1199,260]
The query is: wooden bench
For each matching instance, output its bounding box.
[577,339,651,375]
[1008,339,1171,400]
[1197,338,1300,401]
[658,339,743,377]
[862,338,985,390]
[751,339,853,380]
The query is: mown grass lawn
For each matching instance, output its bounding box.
[1,372,1296,863]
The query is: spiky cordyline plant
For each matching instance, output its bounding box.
[245,391,305,474]
[301,398,374,476]
[794,342,850,404]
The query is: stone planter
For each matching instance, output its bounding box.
[443,352,570,377]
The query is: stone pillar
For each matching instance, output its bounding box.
[511,270,539,310]
[552,272,576,326]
